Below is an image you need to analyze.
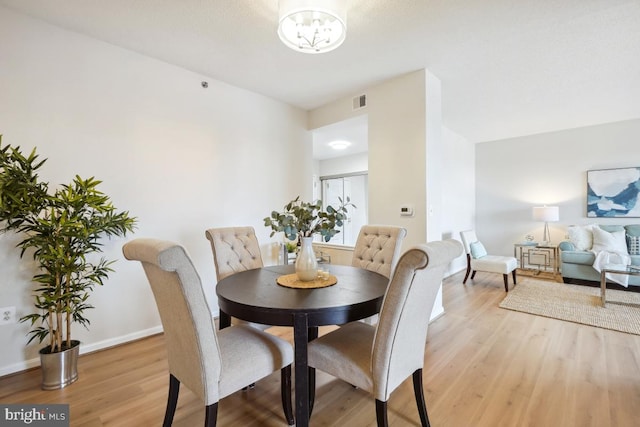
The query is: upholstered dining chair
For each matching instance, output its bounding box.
[123,238,294,427]
[352,225,407,325]
[460,229,517,292]
[205,226,269,330]
[352,225,408,279]
[307,239,463,427]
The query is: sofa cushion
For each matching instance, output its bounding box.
[567,224,595,251]
[592,226,628,255]
[562,251,596,265]
[600,225,626,233]
[591,227,629,255]
[626,225,640,256]
[625,225,640,237]
[628,235,640,255]
[558,241,576,251]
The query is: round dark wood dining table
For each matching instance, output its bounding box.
[216,264,388,427]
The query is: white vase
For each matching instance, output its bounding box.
[295,237,318,281]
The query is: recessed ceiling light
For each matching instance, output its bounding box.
[328,140,351,150]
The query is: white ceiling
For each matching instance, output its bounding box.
[2,0,639,145]
[313,115,368,161]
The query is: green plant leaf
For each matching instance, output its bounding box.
[0,139,137,351]
[264,196,355,243]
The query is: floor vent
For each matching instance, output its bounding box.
[352,94,367,110]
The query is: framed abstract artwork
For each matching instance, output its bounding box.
[587,167,640,217]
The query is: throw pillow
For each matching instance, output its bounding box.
[591,226,629,255]
[470,241,487,259]
[567,224,595,251]
[628,235,640,255]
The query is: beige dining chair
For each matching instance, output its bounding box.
[460,229,517,292]
[352,225,407,279]
[352,225,407,324]
[205,226,270,330]
[308,239,462,427]
[123,238,294,427]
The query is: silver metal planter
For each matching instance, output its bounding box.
[39,340,80,390]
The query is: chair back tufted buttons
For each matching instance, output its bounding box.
[352,225,407,279]
[206,226,264,281]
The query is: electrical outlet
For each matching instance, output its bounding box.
[0,306,16,325]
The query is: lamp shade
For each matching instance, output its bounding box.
[532,206,559,222]
[278,0,347,54]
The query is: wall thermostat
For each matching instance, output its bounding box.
[400,205,414,217]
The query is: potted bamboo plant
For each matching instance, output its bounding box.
[264,196,353,281]
[0,136,136,389]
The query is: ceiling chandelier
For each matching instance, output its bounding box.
[277,0,347,54]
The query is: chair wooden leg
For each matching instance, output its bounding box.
[204,403,218,427]
[375,399,389,427]
[463,254,471,283]
[281,365,294,426]
[412,369,431,427]
[512,269,517,285]
[163,374,180,427]
[503,274,509,292]
[471,270,477,279]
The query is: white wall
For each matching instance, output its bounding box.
[310,70,474,259]
[318,152,368,177]
[425,70,443,242]
[309,69,474,320]
[315,126,474,278]
[476,119,640,256]
[311,71,429,249]
[0,7,310,375]
[442,126,475,275]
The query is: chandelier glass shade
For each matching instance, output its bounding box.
[278,0,347,54]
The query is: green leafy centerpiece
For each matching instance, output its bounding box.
[264,196,354,281]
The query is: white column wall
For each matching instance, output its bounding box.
[310,71,429,250]
[310,69,474,321]
[442,126,475,275]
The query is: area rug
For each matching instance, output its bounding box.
[499,279,640,335]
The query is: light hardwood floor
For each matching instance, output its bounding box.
[2,271,640,426]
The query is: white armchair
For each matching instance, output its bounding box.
[460,230,517,292]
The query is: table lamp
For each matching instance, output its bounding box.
[532,206,559,245]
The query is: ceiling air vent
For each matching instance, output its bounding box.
[352,94,367,110]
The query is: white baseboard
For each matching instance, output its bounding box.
[0,325,163,378]
[429,307,445,322]
[80,326,164,355]
[0,358,40,378]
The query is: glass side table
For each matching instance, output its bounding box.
[600,264,640,307]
